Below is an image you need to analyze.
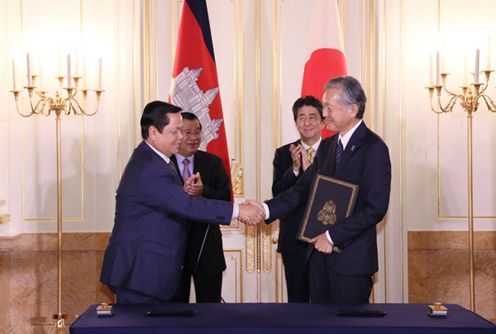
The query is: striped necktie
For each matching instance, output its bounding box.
[306,147,315,163]
[335,139,344,166]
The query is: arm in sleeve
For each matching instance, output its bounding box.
[201,156,231,201]
[328,141,392,245]
[140,163,233,225]
[272,147,299,197]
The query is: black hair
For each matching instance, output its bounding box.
[140,101,182,139]
[291,95,323,121]
[181,111,202,130]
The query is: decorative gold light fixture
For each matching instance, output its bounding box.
[426,46,495,312]
[10,52,103,334]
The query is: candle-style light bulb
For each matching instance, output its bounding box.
[97,57,102,90]
[429,54,434,86]
[474,49,480,84]
[12,58,17,90]
[26,53,33,86]
[67,54,72,88]
[436,51,440,86]
[486,37,491,70]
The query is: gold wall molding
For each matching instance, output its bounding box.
[274,252,286,303]
[0,214,10,225]
[245,0,262,273]
[0,200,9,225]
[19,1,86,223]
[224,249,243,302]
[272,0,282,149]
[231,164,244,197]
[232,0,245,197]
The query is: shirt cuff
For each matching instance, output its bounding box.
[293,169,300,177]
[232,203,239,220]
[262,203,270,220]
[326,231,334,245]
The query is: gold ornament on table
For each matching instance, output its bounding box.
[9,52,104,334]
[426,43,495,313]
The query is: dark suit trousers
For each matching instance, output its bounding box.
[282,253,310,303]
[309,251,373,303]
[174,268,223,303]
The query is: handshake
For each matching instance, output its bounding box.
[234,199,334,254]
[237,199,265,226]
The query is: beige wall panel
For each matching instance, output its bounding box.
[402,0,496,231]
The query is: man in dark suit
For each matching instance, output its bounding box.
[257,76,391,303]
[172,112,230,303]
[100,101,263,304]
[270,96,329,303]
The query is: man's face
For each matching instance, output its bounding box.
[148,112,183,157]
[322,88,358,134]
[295,105,323,143]
[178,118,202,156]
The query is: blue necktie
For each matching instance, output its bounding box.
[335,139,344,166]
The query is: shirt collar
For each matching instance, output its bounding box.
[338,119,362,150]
[175,153,195,167]
[300,137,322,152]
[145,140,171,164]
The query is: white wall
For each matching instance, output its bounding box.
[400,0,496,231]
[0,0,142,234]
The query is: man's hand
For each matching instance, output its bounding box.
[309,232,334,254]
[183,172,203,196]
[289,144,303,172]
[238,200,264,225]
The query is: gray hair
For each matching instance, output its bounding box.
[324,76,367,119]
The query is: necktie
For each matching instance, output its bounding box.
[335,139,344,166]
[166,161,181,184]
[306,147,315,163]
[182,158,192,181]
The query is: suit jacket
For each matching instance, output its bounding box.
[266,122,391,275]
[171,150,230,274]
[271,138,331,255]
[100,141,233,301]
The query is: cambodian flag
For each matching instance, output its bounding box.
[170,0,232,190]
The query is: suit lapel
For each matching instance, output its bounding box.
[170,155,185,185]
[334,122,368,176]
[192,152,201,174]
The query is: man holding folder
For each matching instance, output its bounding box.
[254,76,391,303]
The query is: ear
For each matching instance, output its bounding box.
[148,125,158,140]
[349,104,359,118]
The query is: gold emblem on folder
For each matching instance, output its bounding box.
[317,200,337,225]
